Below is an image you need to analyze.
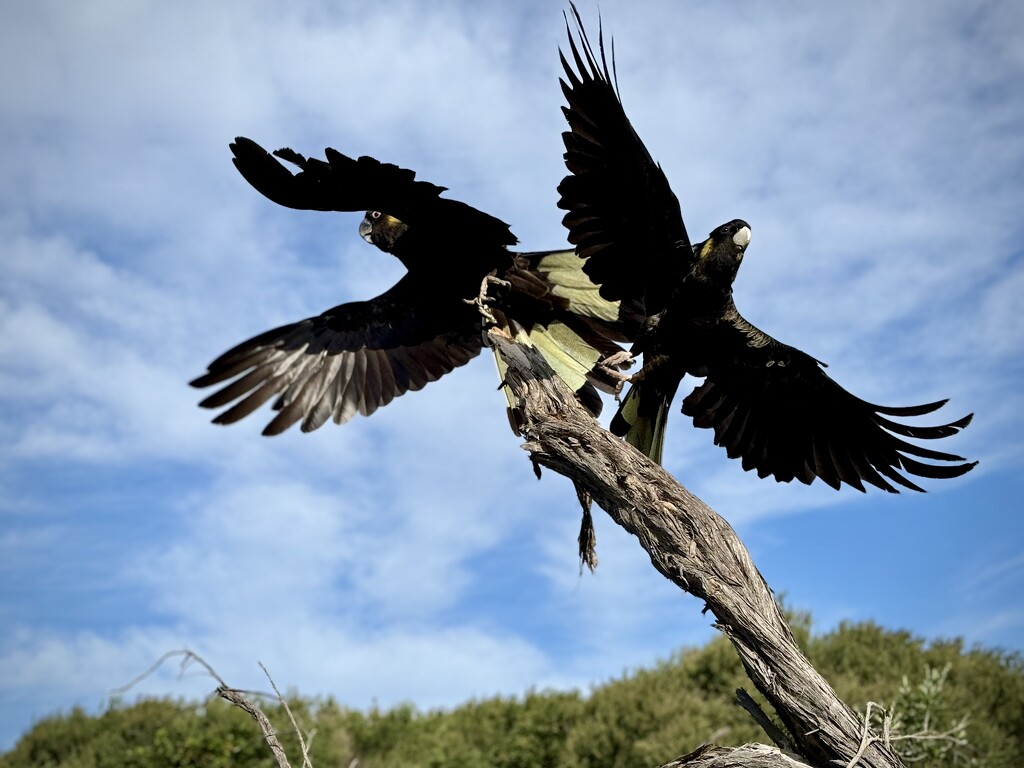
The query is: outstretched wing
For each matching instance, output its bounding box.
[557,7,692,314]
[229,137,517,249]
[191,273,482,435]
[681,311,976,492]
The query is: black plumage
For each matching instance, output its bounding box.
[192,137,639,435]
[557,9,976,492]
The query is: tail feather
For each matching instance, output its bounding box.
[494,318,615,430]
[611,374,680,465]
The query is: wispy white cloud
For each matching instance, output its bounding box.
[956,551,1024,604]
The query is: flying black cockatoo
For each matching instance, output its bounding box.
[191,137,642,435]
[556,9,976,492]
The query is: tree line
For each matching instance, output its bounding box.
[4,616,1021,768]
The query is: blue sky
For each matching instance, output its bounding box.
[2,0,1023,751]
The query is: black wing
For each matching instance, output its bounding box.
[191,272,482,435]
[557,7,692,314]
[681,312,976,493]
[230,137,517,249]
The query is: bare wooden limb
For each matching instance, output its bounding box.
[488,327,905,768]
[217,684,293,768]
[661,743,814,768]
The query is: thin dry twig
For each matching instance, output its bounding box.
[735,689,792,752]
[260,661,314,768]
[846,702,891,768]
[117,650,302,768]
[109,648,228,695]
[846,700,972,767]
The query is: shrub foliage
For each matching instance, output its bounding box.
[3,620,1021,768]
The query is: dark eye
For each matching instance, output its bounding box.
[370,211,382,219]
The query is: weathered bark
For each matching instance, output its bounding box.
[663,743,814,768]
[490,328,903,768]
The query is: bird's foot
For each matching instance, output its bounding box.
[466,273,511,326]
[591,350,636,396]
[587,355,634,397]
[601,349,636,370]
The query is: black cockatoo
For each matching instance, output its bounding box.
[556,8,975,492]
[192,137,642,435]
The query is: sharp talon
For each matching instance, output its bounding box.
[600,350,636,370]
[466,272,509,326]
[596,362,632,383]
[594,351,636,393]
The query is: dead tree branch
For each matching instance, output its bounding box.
[662,743,814,768]
[489,327,905,768]
[217,684,293,768]
[114,650,298,768]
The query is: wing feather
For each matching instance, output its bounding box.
[557,9,692,313]
[192,275,483,434]
[681,315,976,492]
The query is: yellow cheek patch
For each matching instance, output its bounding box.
[376,214,409,241]
[699,240,714,259]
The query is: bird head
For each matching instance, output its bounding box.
[359,210,410,253]
[695,219,751,286]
